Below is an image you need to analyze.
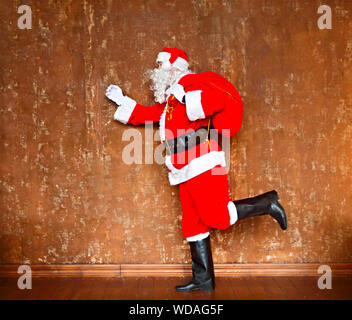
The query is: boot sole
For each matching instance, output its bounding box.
[175,279,215,292]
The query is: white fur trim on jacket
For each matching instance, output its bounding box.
[184,90,205,121]
[159,104,168,142]
[165,151,226,186]
[172,57,189,71]
[186,232,210,242]
[113,96,137,124]
[228,201,238,225]
[168,84,185,103]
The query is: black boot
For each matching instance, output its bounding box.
[175,236,215,292]
[233,190,287,230]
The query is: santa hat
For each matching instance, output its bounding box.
[156,47,189,71]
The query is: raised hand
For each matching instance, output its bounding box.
[105,84,124,105]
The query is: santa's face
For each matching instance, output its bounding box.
[146,63,186,104]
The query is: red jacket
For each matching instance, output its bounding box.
[114,72,242,185]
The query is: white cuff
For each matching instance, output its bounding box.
[186,232,210,242]
[185,90,205,121]
[113,96,136,124]
[169,84,185,103]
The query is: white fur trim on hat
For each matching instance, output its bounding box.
[186,232,210,242]
[156,52,171,63]
[172,56,189,71]
[184,90,206,121]
[113,96,136,124]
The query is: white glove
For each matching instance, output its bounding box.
[106,84,124,105]
[168,83,185,103]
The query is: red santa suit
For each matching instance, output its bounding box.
[113,48,241,241]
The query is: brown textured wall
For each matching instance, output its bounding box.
[1,0,351,265]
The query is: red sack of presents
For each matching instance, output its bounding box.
[179,71,243,137]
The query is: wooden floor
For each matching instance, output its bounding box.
[0,276,351,300]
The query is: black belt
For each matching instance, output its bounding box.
[163,127,209,155]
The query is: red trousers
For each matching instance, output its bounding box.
[179,165,233,239]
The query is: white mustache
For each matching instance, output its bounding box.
[145,68,189,103]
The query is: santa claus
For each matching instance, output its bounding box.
[106,47,287,292]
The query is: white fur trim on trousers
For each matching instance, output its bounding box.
[185,202,237,242]
[186,232,210,242]
[228,201,238,225]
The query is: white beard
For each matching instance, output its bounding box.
[145,67,191,103]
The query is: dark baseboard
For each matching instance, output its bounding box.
[0,263,351,277]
